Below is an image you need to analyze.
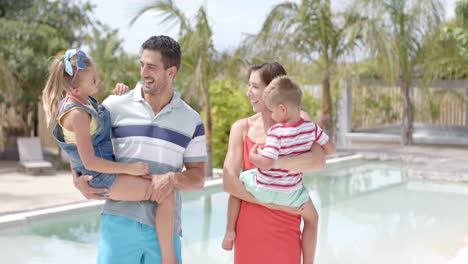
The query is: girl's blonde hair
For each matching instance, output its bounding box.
[42,50,93,126]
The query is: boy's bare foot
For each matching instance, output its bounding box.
[222,231,236,251]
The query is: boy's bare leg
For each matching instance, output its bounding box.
[156,191,177,264]
[301,198,319,264]
[222,195,241,250]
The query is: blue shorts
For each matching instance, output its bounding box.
[97,214,182,264]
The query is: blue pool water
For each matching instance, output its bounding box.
[1,160,468,264]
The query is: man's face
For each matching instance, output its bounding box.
[139,49,172,95]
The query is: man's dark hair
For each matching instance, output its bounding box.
[142,35,181,71]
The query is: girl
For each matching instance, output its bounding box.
[42,49,178,264]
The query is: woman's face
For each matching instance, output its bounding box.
[246,70,268,113]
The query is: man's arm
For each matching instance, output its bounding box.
[175,161,205,191]
[71,163,108,200]
[148,161,205,203]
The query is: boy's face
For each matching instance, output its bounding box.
[265,98,287,123]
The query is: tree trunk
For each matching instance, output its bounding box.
[400,81,413,145]
[204,88,213,178]
[465,88,468,129]
[0,103,4,152]
[320,69,333,137]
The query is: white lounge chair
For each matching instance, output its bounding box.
[17,137,54,175]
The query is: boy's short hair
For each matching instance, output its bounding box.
[263,75,302,107]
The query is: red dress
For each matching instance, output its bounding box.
[234,121,302,264]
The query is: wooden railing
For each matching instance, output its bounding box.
[351,81,468,129]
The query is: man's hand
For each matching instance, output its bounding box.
[73,174,108,200]
[112,83,129,95]
[149,172,176,203]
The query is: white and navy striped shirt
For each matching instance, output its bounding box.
[101,83,207,236]
[257,118,329,192]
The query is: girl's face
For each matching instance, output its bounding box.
[246,70,268,113]
[74,64,99,96]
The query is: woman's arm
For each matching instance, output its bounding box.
[68,109,149,176]
[274,143,326,172]
[222,120,262,204]
[273,110,327,172]
[280,110,326,171]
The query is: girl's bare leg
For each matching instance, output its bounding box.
[301,198,319,264]
[106,175,152,201]
[157,191,177,264]
[222,195,241,250]
[107,176,177,263]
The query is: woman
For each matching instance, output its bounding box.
[223,62,326,264]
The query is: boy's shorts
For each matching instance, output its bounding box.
[240,169,309,207]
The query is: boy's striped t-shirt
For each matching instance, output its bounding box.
[257,118,329,192]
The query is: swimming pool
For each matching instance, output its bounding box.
[1,160,468,264]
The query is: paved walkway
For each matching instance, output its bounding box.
[0,163,86,216]
[341,144,468,182]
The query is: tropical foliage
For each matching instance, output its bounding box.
[132,0,217,176]
[0,0,466,165]
[353,0,444,144]
[85,24,140,100]
[243,0,362,135]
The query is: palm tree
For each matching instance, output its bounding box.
[0,56,18,152]
[86,24,140,100]
[246,0,361,136]
[353,0,444,145]
[132,0,216,176]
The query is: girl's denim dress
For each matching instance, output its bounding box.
[53,96,118,189]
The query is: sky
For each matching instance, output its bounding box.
[90,0,457,55]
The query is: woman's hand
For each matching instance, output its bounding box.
[112,83,129,95]
[264,203,304,215]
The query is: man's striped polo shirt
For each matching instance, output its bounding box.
[101,82,207,236]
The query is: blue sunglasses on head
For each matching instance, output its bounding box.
[61,49,87,85]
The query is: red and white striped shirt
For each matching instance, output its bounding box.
[257,118,329,192]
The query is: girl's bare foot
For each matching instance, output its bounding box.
[221,231,236,251]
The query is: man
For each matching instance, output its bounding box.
[73,35,207,263]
